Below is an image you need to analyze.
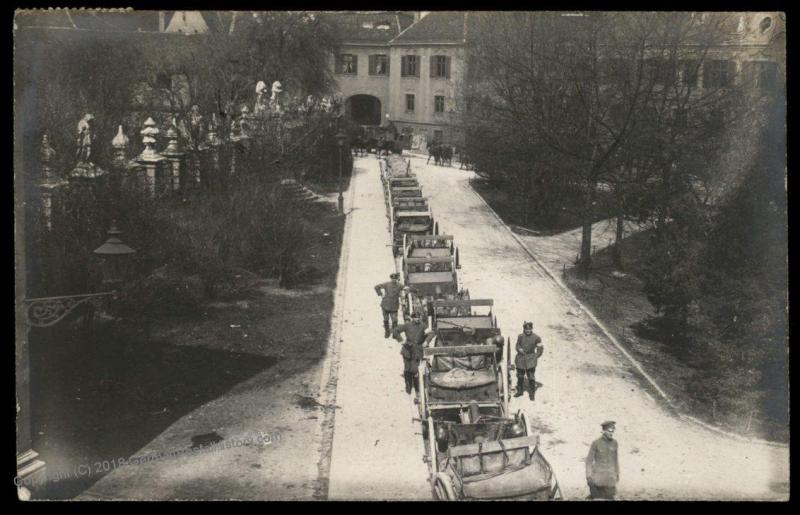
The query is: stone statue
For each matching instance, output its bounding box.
[70,113,105,179]
[254,81,268,116]
[75,113,95,164]
[269,80,284,114]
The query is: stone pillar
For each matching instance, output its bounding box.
[15,99,46,499]
[161,124,185,191]
[111,125,130,190]
[38,134,67,232]
[136,117,168,198]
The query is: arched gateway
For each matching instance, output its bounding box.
[345,94,382,126]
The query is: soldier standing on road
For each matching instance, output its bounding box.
[375,273,404,338]
[586,421,620,500]
[514,322,543,400]
[392,312,435,394]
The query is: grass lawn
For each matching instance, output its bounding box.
[563,232,788,443]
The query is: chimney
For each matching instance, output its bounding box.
[159,11,165,32]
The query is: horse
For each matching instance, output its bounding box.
[427,143,441,165]
[439,145,453,167]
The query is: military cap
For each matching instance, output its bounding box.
[601,420,616,430]
[390,272,400,280]
[410,311,421,319]
[523,321,533,330]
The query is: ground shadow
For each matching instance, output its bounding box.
[29,322,277,499]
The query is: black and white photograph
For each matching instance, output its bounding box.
[13,9,787,501]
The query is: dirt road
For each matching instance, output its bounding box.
[383,155,787,500]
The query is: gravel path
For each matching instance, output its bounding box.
[406,155,788,501]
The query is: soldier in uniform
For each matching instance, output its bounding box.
[514,321,544,400]
[392,312,435,394]
[586,421,620,500]
[374,272,404,338]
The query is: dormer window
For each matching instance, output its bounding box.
[362,21,374,29]
[760,16,772,34]
[376,21,391,30]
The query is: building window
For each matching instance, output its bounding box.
[401,55,419,77]
[431,55,451,78]
[703,60,736,88]
[645,58,675,86]
[406,94,415,112]
[337,54,357,75]
[433,130,443,142]
[155,72,172,90]
[681,60,699,87]
[744,61,778,92]
[434,96,445,113]
[369,55,389,76]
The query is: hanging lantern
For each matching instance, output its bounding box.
[93,223,136,286]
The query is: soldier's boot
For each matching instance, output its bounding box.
[403,373,413,394]
[514,374,525,397]
[383,320,390,339]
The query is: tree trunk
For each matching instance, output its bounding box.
[613,202,624,269]
[680,303,689,338]
[578,180,595,277]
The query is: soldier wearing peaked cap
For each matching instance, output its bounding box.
[392,312,435,394]
[514,321,543,400]
[586,421,620,500]
[375,272,404,338]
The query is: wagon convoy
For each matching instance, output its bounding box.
[378,155,562,501]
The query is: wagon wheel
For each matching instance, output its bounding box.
[427,417,437,474]
[506,337,512,398]
[520,411,531,437]
[501,339,510,411]
[432,473,456,501]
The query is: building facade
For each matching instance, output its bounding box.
[330,11,468,151]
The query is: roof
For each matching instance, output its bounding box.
[15,10,159,31]
[390,11,466,45]
[323,11,415,44]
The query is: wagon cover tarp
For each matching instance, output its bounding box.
[407,272,455,284]
[436,317,494,330]
[410,247,451,258]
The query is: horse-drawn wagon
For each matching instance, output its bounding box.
[415,302,562,501]
[400,253,466,322]
[390,207,434,257]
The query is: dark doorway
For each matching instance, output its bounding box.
[346,95,381,126]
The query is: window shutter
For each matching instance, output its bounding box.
[369,55,375,75]
[401,56,407,76]
[386,56,390,76]
[446,56,451,79]
[430,55,436,77]
[352,55,358,75]
[336,54,342,73]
